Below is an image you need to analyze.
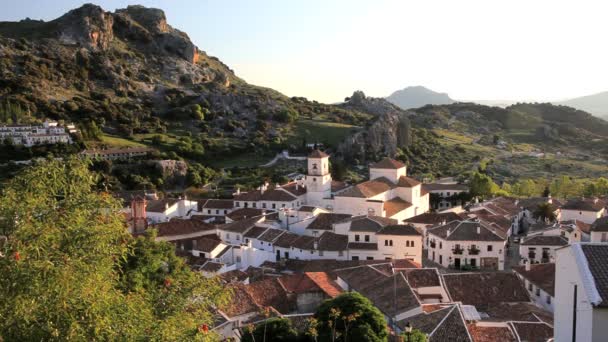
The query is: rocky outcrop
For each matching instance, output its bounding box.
[337,110,413,162]
[55,4,114,50]
[153,160,188,187]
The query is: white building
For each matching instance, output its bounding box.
[0,120,73,146]
[519,234,568,264]
[422,181,469,211]
[146,198,199,224]
[427,220,507,270]
[513,262,555,312]
[80,147,153,160]
[560,198,606,224]
[554,243,608,342]
[589,216,608,242]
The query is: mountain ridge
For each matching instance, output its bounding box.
[386,85,455,109]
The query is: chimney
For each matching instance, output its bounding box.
[313,240,318,250]
[447,229,451,237]
[477,226,480,234]
[165,202,169,210]
[594,197,599,204]
[296,183,299,190]
[236,188,241,195]
[441,219,447,226]
[525,259,531,271]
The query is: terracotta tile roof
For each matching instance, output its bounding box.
[480,302,553,324]
[280,182,307,197]
[337,177,396,198]
[384,198,413,217]
[562,198,606,212]
[512,263,556,296]
[347,242,378,250]
[377,224,420,236]
[193,234,222,253]
[428,220,506,242]
[349,215,397,232]
[397,305,472,342]
[521,235,568,246]
[442,273,530,309]
[273,231,301,248]
[221,284,260,317]
[560,219,591,234]
[317,231,348,251]
[245,278,295,314]
[591,216,608,232]
[226,208,266,221]
[509,322,553,342]
[257,228,286,243]
[305,272,342,297]
[146,198,179,213]
[201,199,234,209]
[243,225,269,239]
[397,175,421,187]
[422,183,469,191]
[219,216,262,234]
[467,324,516,342]
[370,157,406,169]
[291,235,316,250]
[151,219,215,237]
[278,259,418,274]
[404,212,466,225]
[402,268,441,288]
[580,244,608,307]
[331,180,349,192]
[517,197,553,211]
[306,213,352,231]
[308,149,329,158]
[392,259,422,269]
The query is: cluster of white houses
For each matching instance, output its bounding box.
[113,150,608,341]
[0,121,76,146]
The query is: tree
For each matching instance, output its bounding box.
[401,328,428,342]
[315,292,388,342]
[0,158,229,341]
[468,172,499,199]
[241,318,300,342]
[533,202,557,223]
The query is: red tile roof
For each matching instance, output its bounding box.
[309,149,329,158]
[512,263,556,296]
[370,157,406,169]
[151,219,215,237]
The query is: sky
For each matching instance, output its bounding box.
[2,0,608,103]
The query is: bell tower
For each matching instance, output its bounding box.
[305,150,332,206]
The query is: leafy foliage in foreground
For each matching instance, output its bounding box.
[0,158,229,341]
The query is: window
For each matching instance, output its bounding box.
[487,245,493,252]
[536,288,541,297]
[245,238,249,243]
[319,250,324,256]
[226,233,231,239]
[208,209,212,214]
[272,203,276,209]
[447,192,451,196]
[282,204,286,208]
[411,241,414,247]
[313,163,318,170]
[216,210,219,214]
[390,240,393,246]
[338,251,344,257]
[439,242,442,249]
[224,210,228,214]
[313,178,317,182]
[367,256,374,260]
[364,235,370,242]
[546,296,552,304]
[236,235,240,241]
[355,235,360,242]
[252,203,257,208]
[602,233,608,242]
[528,283,533,291]
[385,240,389,246]
[262,203,267,209]
[236,256,241,263]
[352,256,360,261]
[236,202,240,207]
[406,241,410,247]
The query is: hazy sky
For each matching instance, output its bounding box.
[3,0,608,103]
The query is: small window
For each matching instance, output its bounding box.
[252,203,257,208]
[216,210,219,214]
[536,288,541,297]
[208,209,212,214]
[236,202,240,207]
[224,210,228,214]
[313,178,317,182]
[355,235,360,242]
[384,240,389,246]
[319,250,324,256]
[439,242,442,249]
[236,256,241,262]
[366,256,374,260]
[282,204,286,208]
[390,240,393,246]
[262,203,267,209]
[406,241,410,247]
[245,238,249,243]
[546,296,552,304]
[410,241,414,247]
[528,283,533,291]
[352,256,359,261]
[338,251,344,256]
[364,235,370,242]
[487,245,493,252]
[236,235,240,241]
[272,203,276,209]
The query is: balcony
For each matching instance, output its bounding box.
[452,247,464,255]
[430,241,436,248]
[468,247,480,255]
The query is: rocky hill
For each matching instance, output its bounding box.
[0,4,369,160]
[386,86,454,110]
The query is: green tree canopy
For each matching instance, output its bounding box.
[315,292,388,342]
[468,172,499,199]
[532,202,557,223]
[241,317,301,342]
[0,158,229,341]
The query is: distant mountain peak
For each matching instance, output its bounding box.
[386,86,454,110]
[554,91,608,119]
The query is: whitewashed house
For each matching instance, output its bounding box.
[422,181,469,211]
[513,262,555,312]
[146,198,199,224]
[589,216,608,242]
[427,220,507,270]
[519,234,568,264]
[554,243,608,342]
[560,198,606,224]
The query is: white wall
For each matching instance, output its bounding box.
[377,235,423,264]
[427,236,506,270]
[561,209,604,224]
[369,167,406,183]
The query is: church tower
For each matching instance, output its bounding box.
[305,150,332,206]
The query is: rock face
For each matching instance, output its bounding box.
[55,4,114,50]
[153,160,188,187]
[386,86,455,110]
